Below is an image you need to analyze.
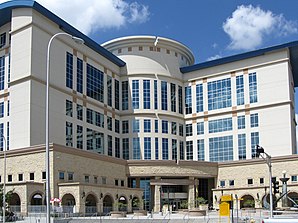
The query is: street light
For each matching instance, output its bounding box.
[1,133,7,223]
[256,145,273,218]
[46,32,84,223]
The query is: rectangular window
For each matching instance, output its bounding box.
[86,63,104,102]
[186,141,193,160]
[66,100,73,117]
[108,135,113,156]
[209,135,233,162]
[0,56,5,90]
[171,83,176,112]
[172,139,177,160]
[115,79,120,110]
[220,180,225,187]
[77,104,83,120]
[161,81,168,110]
[196,84,203,112]
[251,132,259,158]
[162,138,168,160]
[144,119,151,132]
[238,134,246,160]
[171,122,177,135]
[155,120,158,133]
[133,138,140,159]
[86,128,104,154]
[237,115,245,129]
[7,122,9,150]
[154,80,158,109]
[185,124,193,136]
[208,78,231,110]
[250,113,259,128]
[249,72,258,103]
[291,175,297,182]
[77,125,83,149]
[18,173,23,181]
[229,180,234,187]
[42,172,46,180]
[102,177,106,184]
[260,178,264,184]
[197,122,204,135]
[0,123,3,151]
[197,139,204,161]
[59,172,65,180]
[132,80,139,109]
[85,175,90,183]
[180,141,184,160]
[144,137,151,159]
[162,120,168,133]
[122,81,129,110]
[107,116,112,131]
[68,173,74,181]
[122,138,129,160]
[94,176,98,184]
[77,58,83,93]
[30,173,34,181]
[66,52,73,89]
[122,120,129,134]
[155,137,159,160]
[185,86,192,114]
[8,174,12,182]
[143,80,151,109]
[7,100,9,116]
[115,137,120,158]
[115,119,120,133]
[132,120,140,133]
[107,76,112,106]
[179,124,184,137]
[209,117,232,133]
[248,178,253,185]
[0,102,4,118]
[236,75,244,105]
[0,33,6,48]
[178,86,183,114]
[66,122,73,147]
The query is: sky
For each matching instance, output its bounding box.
[2,0,298,133]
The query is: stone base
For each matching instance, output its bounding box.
[189,208,206,216]
[110,211,127,218]
[133,210,147,216]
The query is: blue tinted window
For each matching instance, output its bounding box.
[0,56,5,90]
[237,116,245,129]
[122,138,129,160]
[209,135,233,162]
[132,120,140,133]
[185,86,192,114]
[208,78,231,111]
[162,120,168,134]
[144,119,151,132]
[172,139,177,160]
[171,83,176,112]
[197,139,204,161]
[186,141,193,160]
[238,134,246,160]
[250,113,259,128]
[115,79,119,110]
[132,80,139,109]
[66,52,73,89]
[133,138,140,159]
[162,138,168,160]
[196,84,203,112]
[249,72,258,103]
[86,64,104,102]
[143,80,150,109]
[155,137,159,160]
[197,122,204,135]
[144,137,151,160]
[161,81,168,110]
[122,81,129,110]
[154,80,158,109]
[77,58,83,93]
[236,75,244,105]
[251,132,259,158]
[107,76,112,106]
[209,117,232,133]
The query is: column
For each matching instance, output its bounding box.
[188,177,195,208]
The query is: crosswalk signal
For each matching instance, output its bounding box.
[272,181,279,194]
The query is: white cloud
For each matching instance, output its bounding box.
[0,0,149,35]
[223,5,298,50]
[207,54,222,61]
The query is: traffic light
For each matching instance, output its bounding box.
[272,181,279,194]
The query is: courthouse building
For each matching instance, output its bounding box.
[1,0,298,215]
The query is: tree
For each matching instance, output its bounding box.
[0,185,14,214]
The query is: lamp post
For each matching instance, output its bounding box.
[46,32,84,223]
[2,134,7,223]
[256,145,273,218]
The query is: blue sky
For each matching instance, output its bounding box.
[1,0,298,110]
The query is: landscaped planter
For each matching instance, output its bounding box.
[189,208,206,216]
[110,211,127,218]
[133,210,147,216]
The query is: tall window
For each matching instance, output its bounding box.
[162,138,168,160]
[0,56,5,90]
[66,100,73,117]
[209,117,232,133]
[86,128,104,153]
[162,120,168,134]
[171,122,177,135]
[122,138,129,160]
[86,64,104,102]
[132,80,139,109]
[238,134,246,160]
[6,122,9,150]
[0,33,6,48]
[250,113,259,128]
[196,84,203,112]
[132,120,140,133]
[180,141,184,160]
[236,75,244,105]
[144,137,151,160]
[208,78,231,111]
[197,139,204,161]
[144,119,151,132]
[197,122,204,135]
[251,132,259,158]
[115,137,120,158]
[186,141,193,160]
[143,80,150,109]
[172,139,177,160]
[107,116,112,131]
[161,81,168,110]
[237,116,245,129]
[77,104,83,121]
[154,80,158,109]
[0,102,4,118]
[108,135,113,156]
[66,52,73,89]
[155,120,158,133]
[178,86,183,114]
[185,86,192,114]
[122,81,129,110]
[77,125,83,149]
[115,119,120,133]
[171,83,176,112]
[179,124,184,136]
[115,79,119,110]
[133,138,140,159]
[209,135,233,162]
[155,138,159,160]
[77,58,83,93]
[0,123,3,151]
[249,72,258,103]
[66,122,73,147]
[185,124,193,136]
[107,76,112,106]
[122,120,129,134]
